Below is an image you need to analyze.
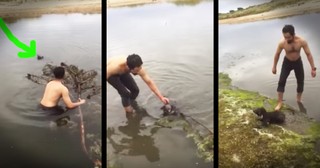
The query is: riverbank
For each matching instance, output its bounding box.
[219,0,320,24]
[0,0,101,20]
[107,0,161,8]
[219,73,320,167]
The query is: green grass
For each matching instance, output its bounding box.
[219,72,320,167]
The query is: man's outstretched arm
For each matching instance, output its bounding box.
[139,68,169,104]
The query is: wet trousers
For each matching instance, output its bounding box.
[107,73,139,107]
[277,56,304,93]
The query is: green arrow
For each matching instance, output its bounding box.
[0,18,36,59]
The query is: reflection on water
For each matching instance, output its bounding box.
[169,0,207,6]
[107,1,213,167]
[0,14,101,167]
[3,15,42,24]
[5,86,76,128]
[108,108,160,162]
[219,13,320,121]
[107,105,213,168]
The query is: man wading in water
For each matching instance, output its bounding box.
[272,25,316,111]
[107,54,169,113]
[40,66,86,113]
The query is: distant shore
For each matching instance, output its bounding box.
[0,0,101,19]
[107,0,205,8]
[219,0,320,24]
[107,0,162,8]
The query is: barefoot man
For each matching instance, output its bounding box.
[107,54,169,113]
[272,25,316,111]
[40,66,86,113]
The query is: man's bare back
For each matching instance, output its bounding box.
[40,66,85,109]
[107,57,129,79]
[107,56,145,79]
[40,80,65,107]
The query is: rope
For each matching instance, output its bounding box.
[76,84,89,155]
[183,114,213,135]
[160,104,213,135]
[152,109,213,135]
[76,83,101,167]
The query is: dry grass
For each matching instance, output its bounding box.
[219,0,311,20]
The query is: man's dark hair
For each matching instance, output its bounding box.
[127,54,143,70]
[53,66,65,79]
[282,25,295,36]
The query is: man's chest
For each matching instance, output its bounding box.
[283,42,302,53]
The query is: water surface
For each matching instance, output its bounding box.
[107,1,213,167]
[0,14,101,167]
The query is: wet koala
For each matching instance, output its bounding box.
[161,104,178,116]
[253,107,285,127]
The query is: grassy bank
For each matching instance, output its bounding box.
[219,0,311,20]
[219,73,320,167]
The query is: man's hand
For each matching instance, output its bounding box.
[161,97,169,104]
[311,69,316,78]
[272,67,277,74]
[78,98,86,104]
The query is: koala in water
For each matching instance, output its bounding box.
[160,102,186,117]
[253,107,285,127]
[161,104,178,116]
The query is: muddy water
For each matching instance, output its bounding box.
[107,1,213,167]
[219,13,320,121]
[0,14,101,167]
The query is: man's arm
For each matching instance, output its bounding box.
[302,39,316,78]
[139,68,169,104]
[62,87,85,109]
[272,41,283,74]
[302,39,316,70]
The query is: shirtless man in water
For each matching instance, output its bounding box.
[272,25,316,111]
[107,54,169,113]
[40,66,86,111]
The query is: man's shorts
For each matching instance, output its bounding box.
[39,104,66,115]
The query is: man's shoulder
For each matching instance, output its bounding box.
[108,56,126,69]
[278,39,285,46]
[60,84,68,90]
[298,36,307,43]
[137,67,147,77]
[48,81,67,89]
[59,84,69,96]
